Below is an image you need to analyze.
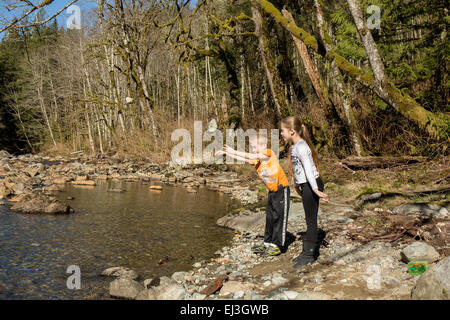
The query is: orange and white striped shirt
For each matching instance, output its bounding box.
[251,149,289,192]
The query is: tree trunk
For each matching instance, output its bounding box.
[246,62,255,114]
[282,8,330,111]
[46,65,62,143]
[83,81,96,154]
[256,0,448,140]
[251,0,292,119]
[94,110,104,154]
[11,103,33,152]
[313,0,364,156]
[176,65,181,124]
[240,52,246,118]
[37,82,56,147]
[346,0,386,83]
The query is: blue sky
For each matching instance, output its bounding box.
[0,0,199,38]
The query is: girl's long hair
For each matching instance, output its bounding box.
[281,116,321,178]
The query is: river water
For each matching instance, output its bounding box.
[0,180,239,299]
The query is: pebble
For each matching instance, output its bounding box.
[284,291,299,300]
[271,273,289,286]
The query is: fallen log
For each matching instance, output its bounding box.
[354,185,450,208]
[341,156,426,170]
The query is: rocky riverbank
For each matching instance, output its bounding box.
[1,150,449,300]
[105,200,449,300]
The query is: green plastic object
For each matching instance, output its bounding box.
[408,261,429,275]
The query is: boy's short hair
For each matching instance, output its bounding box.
[249,133,268,147]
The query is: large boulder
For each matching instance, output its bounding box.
[109,278,144,299]
[411,256,450,300]
[44,202,73,214]
[139,276,188,300]
[135,288,157,300]
[216,212,265,235]
[216,201,311,235]
[400,242,440,263]
[156,283,187,300]
[9,195,74,215]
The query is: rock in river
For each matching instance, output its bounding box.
[101,267,139,280]
[109,278,144,299]
[9,195,74,215]
[216,212,265,235]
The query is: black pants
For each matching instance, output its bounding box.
[264,185,290,248]
[300,176,324,244]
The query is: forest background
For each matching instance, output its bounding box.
[0,0,448,161]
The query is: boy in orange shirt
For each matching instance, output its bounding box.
[216,134,290,257]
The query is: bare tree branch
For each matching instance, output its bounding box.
[0,0,79,34]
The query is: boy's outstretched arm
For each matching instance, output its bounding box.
[215,150,254,164]
[223,145,270,161]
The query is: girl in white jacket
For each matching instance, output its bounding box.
[280,116,329,268]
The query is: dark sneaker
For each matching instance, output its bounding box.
[260,246,281,257]
[251,244,267,254]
